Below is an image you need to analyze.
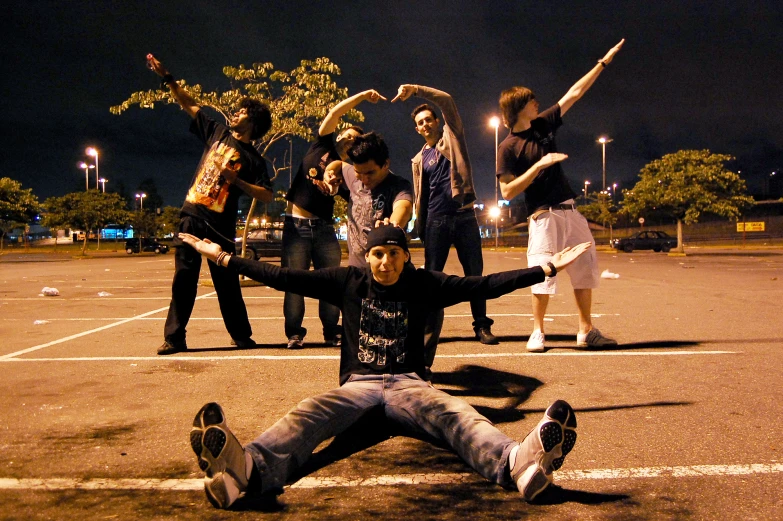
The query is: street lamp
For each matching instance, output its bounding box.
[583,180,591,202]
[489,116,501,249]
[597,136,613,190]
[86,147,99,190]
[98,178,107,193]
[135,193,146,211]
[78,162,94,191]
[489,205,501,249]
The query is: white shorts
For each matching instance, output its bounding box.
[527,201,599,294]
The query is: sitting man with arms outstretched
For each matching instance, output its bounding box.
[180,226,590,509]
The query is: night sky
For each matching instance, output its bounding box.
[2,1,781,209]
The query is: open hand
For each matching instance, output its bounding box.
[146,53,169,77]
[538,153,569,168]
[550,242,592,271]
[391,84,416,103]
[601,39,625,65]
[178,233,223,261]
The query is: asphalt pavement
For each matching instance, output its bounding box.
[1,246,781,520]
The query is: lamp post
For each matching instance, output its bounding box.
[583,180,591,202]
[99,178,107,193]
[135,193,146,211]
[489,116,501,249]
[78,162,94,191]
[597,136,613,190]
[86,147,99,190]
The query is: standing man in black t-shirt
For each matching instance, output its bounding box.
[496,40,624,353]
[147,55,274,355]
[281,90,383,350]
[392,84,497,371]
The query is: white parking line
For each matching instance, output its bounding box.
[1,351,737,363]
[0,463,779,491]
[0,292,216,361]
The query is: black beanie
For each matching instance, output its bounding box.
[366,225,409,252]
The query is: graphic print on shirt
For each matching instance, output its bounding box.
[358,298,408,366]
[349,191,388,255]
[186,141,241,213]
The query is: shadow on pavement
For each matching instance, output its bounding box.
[438,334,702,351]
[533,484,629,505]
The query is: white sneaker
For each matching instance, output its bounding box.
[510,400,578,501]
[526,330,546,352]
[576,328,618,348]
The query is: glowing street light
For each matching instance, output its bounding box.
[135,193,147,211]
[583,180,591,202]
[86,147,99,190]
[98,178,108,193]
[78,162,94,191]
[597,136,613,190]
[489,205,501,249]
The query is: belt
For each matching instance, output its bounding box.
[529,203,577,221]
[287,215,322,226]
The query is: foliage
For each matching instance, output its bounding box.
[0,177,40,250]
[621,150,753,224]
[42,191,130,255]
[110,57,364,160]
[578,191,617,228]
[333,195,348,229]
[155,206,181,237]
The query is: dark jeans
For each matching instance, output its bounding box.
[164,215,252,344]
[423,211,493,368]
[281,216,342,340]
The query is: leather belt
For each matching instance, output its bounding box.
[287,215,321,226]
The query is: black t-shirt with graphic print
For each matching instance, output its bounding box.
[226,256,545,385]
[284,133,341,221]
[181,110,270,234]
[496,104,577,216]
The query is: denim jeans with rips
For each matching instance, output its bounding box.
[244,373,518,493]
[281,216,342,340]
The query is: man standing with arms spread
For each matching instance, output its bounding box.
[280,89,384,349]
[392,84,497,373]
[496,39,624,353]
[147,55,274,355]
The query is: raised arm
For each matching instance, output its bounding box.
[434,242,592,308]
[146,54,200,119]
[178,233,345,302]
[557,39,624,116]
[319,89,387,136]
[375,199,412,229]
[393,84,463,136]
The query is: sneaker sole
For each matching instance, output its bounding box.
[526,344,546,353]
[204,472,241,509]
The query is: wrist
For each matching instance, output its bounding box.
[597,60,607,68]
[545,261,557,277]
[161,73,175,89]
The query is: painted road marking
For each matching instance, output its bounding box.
[0,463,779,491]
[1,351,738,363]
[3,313,611,321]
[0,292,216,361]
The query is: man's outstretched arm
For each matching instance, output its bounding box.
[557,39,624,116]
[319,89,386,136]
[392,84,464,137]
[147,54,200,119]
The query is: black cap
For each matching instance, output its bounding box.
[366,225,409,252]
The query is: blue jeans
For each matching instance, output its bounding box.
[423,211,493,367]
[281,216,342,340]
[245,373,517,493]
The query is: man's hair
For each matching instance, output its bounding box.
[347,132,389,166]
[499,86,536,129]
[411,103,438,122]
[238,98,272,140]
[340,125,364,137]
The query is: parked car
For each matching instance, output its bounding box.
[611,230,676,253]
[125,237,169,254]
[236,228,283,260]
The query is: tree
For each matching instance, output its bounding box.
[621,150,753,252]
[111,56,364,252]
[155,206,181,238]
[0,177,40,251]
[42,191,130,255]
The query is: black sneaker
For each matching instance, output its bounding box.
[230,338,257,349]
[325,334,342,347]
[157,339,187,355]
[287,335,304,350]
[190,403,248,509]
[476,327,499,345]
[510,400,578,501]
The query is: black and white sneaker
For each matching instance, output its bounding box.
[510,400,578,501]
[190,402,248,509]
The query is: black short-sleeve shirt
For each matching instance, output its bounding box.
[284,133,341,221]
[497,104,576,216]
[181,110,270,231]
